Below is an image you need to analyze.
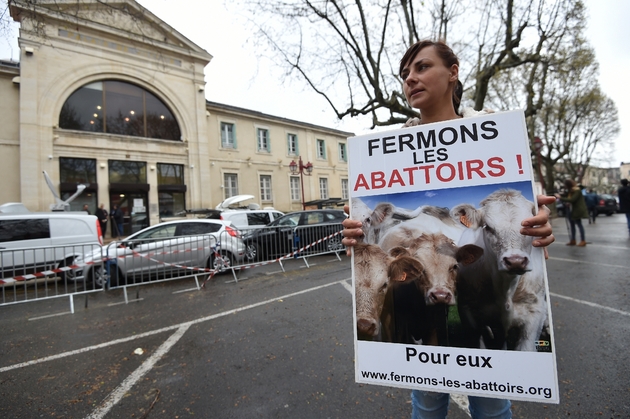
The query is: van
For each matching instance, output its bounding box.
[0,204,102,281]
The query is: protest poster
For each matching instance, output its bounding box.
[348,110,559,403]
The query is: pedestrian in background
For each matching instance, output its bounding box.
[110,205,124,238]
[556,179,587,246]
[584,188,598,224]
[82,204,90,214]
[618,179,630,235]
[95,204,108,238]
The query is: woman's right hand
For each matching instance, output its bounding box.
[341,205,363,255]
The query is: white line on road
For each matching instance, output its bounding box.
[85,324,190,419]
[29,311,72,321]
[547,256,629,270]
[0,279,349,374]
[550,292,630,317]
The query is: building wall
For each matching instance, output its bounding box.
[4,0,351,229]
[0,64,21,204]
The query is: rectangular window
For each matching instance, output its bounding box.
[290,176,301,201]
[257,128,270,152]
[108,160,147,184]
[224,173,238,199]
[317,139,326,159]
[157,164,186,217]
[221,122,235,148]
[338,143,347,162]
[319,178,329,199]
[260,175,272,201]
[287,133,298,156]
[341,178,349,200]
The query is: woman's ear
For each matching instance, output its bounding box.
[449,64,459,82]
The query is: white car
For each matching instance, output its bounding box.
[68,219,245,288]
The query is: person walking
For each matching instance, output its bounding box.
[341,39,556,419]
[95,203,108,238]
[584,188,598,224]
[618,179,630,235]
[556,179,587,246]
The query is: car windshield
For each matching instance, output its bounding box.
[276,214,301,227]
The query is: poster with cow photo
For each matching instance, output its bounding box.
[348,110,559,403]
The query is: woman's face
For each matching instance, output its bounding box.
[401,46,458,112]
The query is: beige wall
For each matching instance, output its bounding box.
[0,67,22,204]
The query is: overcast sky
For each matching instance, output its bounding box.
[1,0,627,166]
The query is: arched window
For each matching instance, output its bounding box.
[59,80,182,141]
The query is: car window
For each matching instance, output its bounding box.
[306,212,324,225]
[135,225,177,239]
[0,219,50,243]
[277,214,301,226]
[247,212,270,225]
[180,222,221,235]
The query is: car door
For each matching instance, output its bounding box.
[270,213,303,258]
[120,224,178,278]
[178,222,221,269]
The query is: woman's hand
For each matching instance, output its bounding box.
[342,205,364,256]
[521,195,556,258]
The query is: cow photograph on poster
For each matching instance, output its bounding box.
[348,110,560,403]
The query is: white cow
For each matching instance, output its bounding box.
[451,189,547,351]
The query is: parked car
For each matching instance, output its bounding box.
[68,219,245,288]
[242,209,347,261]
[215,194,284,231]
[0,203,102,282]
[596,194,619,216]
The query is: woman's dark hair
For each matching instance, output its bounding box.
[399,40,462,113]
[564,179,577,189]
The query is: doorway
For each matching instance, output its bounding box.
[109,191,149,236]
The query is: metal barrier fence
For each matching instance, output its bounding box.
[0,223,345,312]
[0,243,104,311]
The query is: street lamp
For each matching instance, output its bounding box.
[289,156,313,210]
[533,136,546,193]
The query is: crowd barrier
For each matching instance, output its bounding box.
[0,223,345,312]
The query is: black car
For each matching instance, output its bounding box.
[243,209,347,261]
[596,194,619,216]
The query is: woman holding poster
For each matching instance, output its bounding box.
[342,40,556,419]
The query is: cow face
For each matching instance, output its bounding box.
[406,234,483,306]
[453,189,536,275]
[353,243,423,340]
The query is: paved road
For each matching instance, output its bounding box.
[0,214,629,418]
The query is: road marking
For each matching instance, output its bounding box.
[28,311,72,321]
[550,292,630,317]
[0,279,349,374]
[85,324,190,419]
[547,256,629,270]
[107,298,145,307]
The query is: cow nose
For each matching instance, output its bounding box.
[357,318,377,336]
[429,289,453,305]
[503,255,529,272]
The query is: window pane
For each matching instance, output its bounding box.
[59,82,103,131]
[341,179,349,200]
[224,173,238,198]
[290,176,300,201]
[319,178,328,199]
[104,81,144,137]
[158,192,185,218]
[146,94,181,141]
[0,219,50,242]
[180,222,220,235]
[109,160,147,184]
[260,175,272,201]
[221,123,235,148]
[157,164,184,185]
[288,133,298,155]
[59,158,97,183]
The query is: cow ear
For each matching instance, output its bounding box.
[372,202,394,223]
[451,204,481,228]
[388,246,410,258]
[388,255,424,282]
[456,244,484,265]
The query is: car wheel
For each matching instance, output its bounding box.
[245,243,260,261]
[209,251,234,275]
[90,264,124,288]
[326,235,345,253]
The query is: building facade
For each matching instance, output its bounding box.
[0,0,351,235]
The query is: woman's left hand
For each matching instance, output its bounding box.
[521,195,556,258]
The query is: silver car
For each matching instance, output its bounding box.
[68,219,245,288]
